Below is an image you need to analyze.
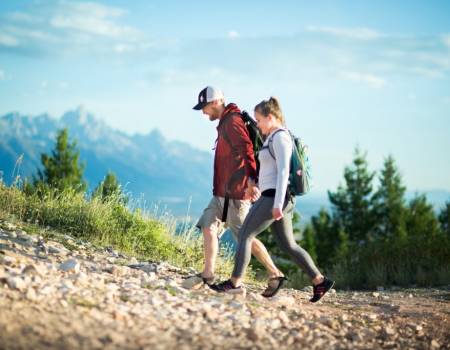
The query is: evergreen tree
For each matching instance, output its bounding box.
[438,200,450,238]
[406,194,440,239]
[35,128,86,192]
[372,155,407,241]
[310,208,341,268]
[93,171,128,204]
[300,224,317,263]
[328,147,376,243]
[405,194,441,267]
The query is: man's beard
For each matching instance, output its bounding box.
[208,109,220,121]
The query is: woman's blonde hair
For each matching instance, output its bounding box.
[254,96,285,125]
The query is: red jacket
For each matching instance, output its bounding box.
[213,103,257,199]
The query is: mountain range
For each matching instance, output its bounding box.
[0,107,214,218]
[0,108,448,223]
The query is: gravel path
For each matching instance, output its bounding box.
[1,221,449,349]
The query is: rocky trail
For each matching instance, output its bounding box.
[0,221,449,349]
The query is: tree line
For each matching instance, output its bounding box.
[258,148,450,288]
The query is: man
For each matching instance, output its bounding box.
[191,86,285,296]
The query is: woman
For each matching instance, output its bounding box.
[211,97,334,302]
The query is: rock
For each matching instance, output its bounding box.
[383,325,396,337]
[25,287,38,301]
[372,292,380,298]
[430,340,440,349]
[278,311,290,325]
[270,295,295,306]
[21,264,42,276]
[6,276,27,291]
[128,263,158,275]
[16,230,33,242]
[47,243,70,256]
[181,276,204,290]
[321,317,340,330]
[247,320,265,341]
[302,286,314,293]
[59,259,80,273]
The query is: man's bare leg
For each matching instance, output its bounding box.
[251,238,284,278]
[202,227,218,278]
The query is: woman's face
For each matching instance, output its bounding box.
[255,111,274,136]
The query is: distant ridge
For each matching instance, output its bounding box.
[0,107,213,217]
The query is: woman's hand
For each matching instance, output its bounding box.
[272,208,283,221]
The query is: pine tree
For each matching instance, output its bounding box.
[438,200,450,239]
[405,194,441,268]
[310,208,342,268]
[34,128,86,193]
[93,171,127,204]
[372,155,407,241]
[328,147,376,243]
[300,224,317,263]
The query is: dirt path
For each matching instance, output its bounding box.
[1,222,449,349]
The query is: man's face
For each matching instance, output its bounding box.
[201,101,220,121]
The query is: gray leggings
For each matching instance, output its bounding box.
[232,194,320,279]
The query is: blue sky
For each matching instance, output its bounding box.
[0,0,449,193]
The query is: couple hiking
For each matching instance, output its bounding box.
[191,86,334,302]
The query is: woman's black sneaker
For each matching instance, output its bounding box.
[210,279,246,295]
[310,277,335,303]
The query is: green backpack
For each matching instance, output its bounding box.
[267,129,311,196]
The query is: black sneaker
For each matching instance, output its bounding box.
[210,279,246,295]
[310,277,335,303]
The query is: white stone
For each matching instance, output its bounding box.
[58,259,80,273]
[6,276,27,291]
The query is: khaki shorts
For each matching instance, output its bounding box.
[196,196,251,240]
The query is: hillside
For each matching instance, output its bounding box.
[1,220,449,349]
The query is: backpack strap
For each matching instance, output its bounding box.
[262,128,288,160]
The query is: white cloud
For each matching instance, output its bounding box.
[228,30,240,39]
[0,70,5,80]
[340,71,386,88]
[409,67,445,79]
[0,32,19,46]
[0,1,142,55]
[306,26,381,40]
[442,34,450,48]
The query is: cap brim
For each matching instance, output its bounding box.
[193,101,208,110]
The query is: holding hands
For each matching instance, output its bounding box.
[245,179,261,202]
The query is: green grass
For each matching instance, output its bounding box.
[0,180,246,281]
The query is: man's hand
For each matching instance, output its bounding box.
[245,179,261,202]
[272,208,283,221]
